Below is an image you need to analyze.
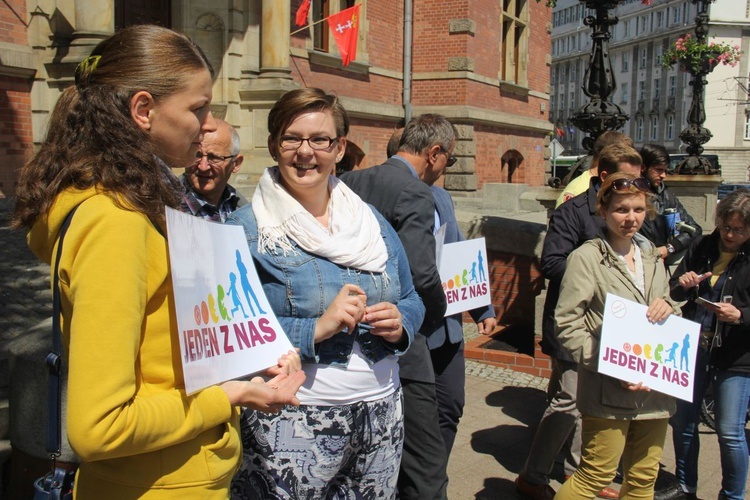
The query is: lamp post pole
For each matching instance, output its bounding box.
[570,0,629,154]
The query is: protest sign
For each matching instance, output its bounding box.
[165,207,294,394]
[599,294,700,402]
[437,237,492,316]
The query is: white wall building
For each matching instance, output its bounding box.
[551,0,750,181]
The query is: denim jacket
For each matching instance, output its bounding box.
[227,204,424,367]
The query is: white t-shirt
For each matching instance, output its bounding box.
[296,342,400,406]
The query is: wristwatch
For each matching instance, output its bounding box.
[666,243,675,254]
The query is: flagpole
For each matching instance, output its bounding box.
[290,16,328,36]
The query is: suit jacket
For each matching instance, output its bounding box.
[429,185,494,349]
[341,157,447,382]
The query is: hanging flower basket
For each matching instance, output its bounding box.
[662,33,742,74]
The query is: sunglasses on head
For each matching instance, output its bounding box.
[610,177,651,193]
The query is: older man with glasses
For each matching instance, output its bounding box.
[180,118,247,222]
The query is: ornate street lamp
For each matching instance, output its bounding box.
[551,0,628,187]
[570,0,629,154]
[672,0,721,175]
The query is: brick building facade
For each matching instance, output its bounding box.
[0,0,33,197]
[1,1,553,372]
[2,0,552,196]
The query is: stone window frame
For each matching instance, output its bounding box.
[499,0,529,88]
[666,114,675,140]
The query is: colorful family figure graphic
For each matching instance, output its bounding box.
[663,334,691,371]
[235,250,266,317]
[198,250,268,325]
[680,333,690,372]
[441,248,489,292]
[477,250,486,281]
[664,342,679,368]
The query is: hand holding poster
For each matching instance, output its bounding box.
[166,208,294,394]
[437,236,492,316]
[599,294,700,402]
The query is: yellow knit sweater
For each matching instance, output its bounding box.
[28,188,240,498]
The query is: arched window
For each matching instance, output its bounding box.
[501,150,524,183]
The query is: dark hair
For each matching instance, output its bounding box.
[13,25,213,228]
[597,172,654,217]
[267,88,349,156]
[398,114,457,155]
[597,144,642,176]
[639,144,670,169]
[715,188,750,228]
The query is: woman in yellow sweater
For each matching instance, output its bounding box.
[13,25,304,498]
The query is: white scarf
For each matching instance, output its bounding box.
[252,167,388,274]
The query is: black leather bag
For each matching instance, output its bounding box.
[33,207,79,500]
[33,467,75,500]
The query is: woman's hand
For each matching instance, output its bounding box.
[677,271,712,290]
[363,302,404,343]
[620,380,651,392]
[646,298,673,324]
[262,349,302,377]
[708,301,743,325]
[220,371,306,413]
[314,284,367,342]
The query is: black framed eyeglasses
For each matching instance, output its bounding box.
[720,225,747,237]
[441,149,458,167]
[195,151,236,166]
[611,177,651,193]
[280,135,337,151]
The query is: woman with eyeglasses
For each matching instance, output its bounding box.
[669,188,750,500]
[554,173,679,499]
[228,87,425,499]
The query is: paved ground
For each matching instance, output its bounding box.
[0,200,743,499]
[450,360,732,499]
[0,199,52,400]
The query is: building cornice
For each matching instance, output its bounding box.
[337,96,405,121]
[413,71,549,99]
[0,42,36,79]
[412,105,553,133]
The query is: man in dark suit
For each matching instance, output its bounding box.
[388,127,497,457]
[430,184,497,455]
[341,114,455,500]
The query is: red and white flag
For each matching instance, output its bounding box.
[295,0,311,27]
[327,5,360,67]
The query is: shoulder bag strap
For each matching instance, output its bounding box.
[45,206,80,457]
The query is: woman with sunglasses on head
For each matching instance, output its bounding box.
[13,25,304,498]
[228,87,424,499]
[669,189,750,500]
[554,173,679,499]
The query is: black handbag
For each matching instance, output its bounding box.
[33,207,79,500]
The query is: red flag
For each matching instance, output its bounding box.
[327,5,360,67]
[295,0,311,27]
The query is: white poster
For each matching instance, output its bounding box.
[437,237,492,316]
[599,294,700,402]
[165,207,294,394]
